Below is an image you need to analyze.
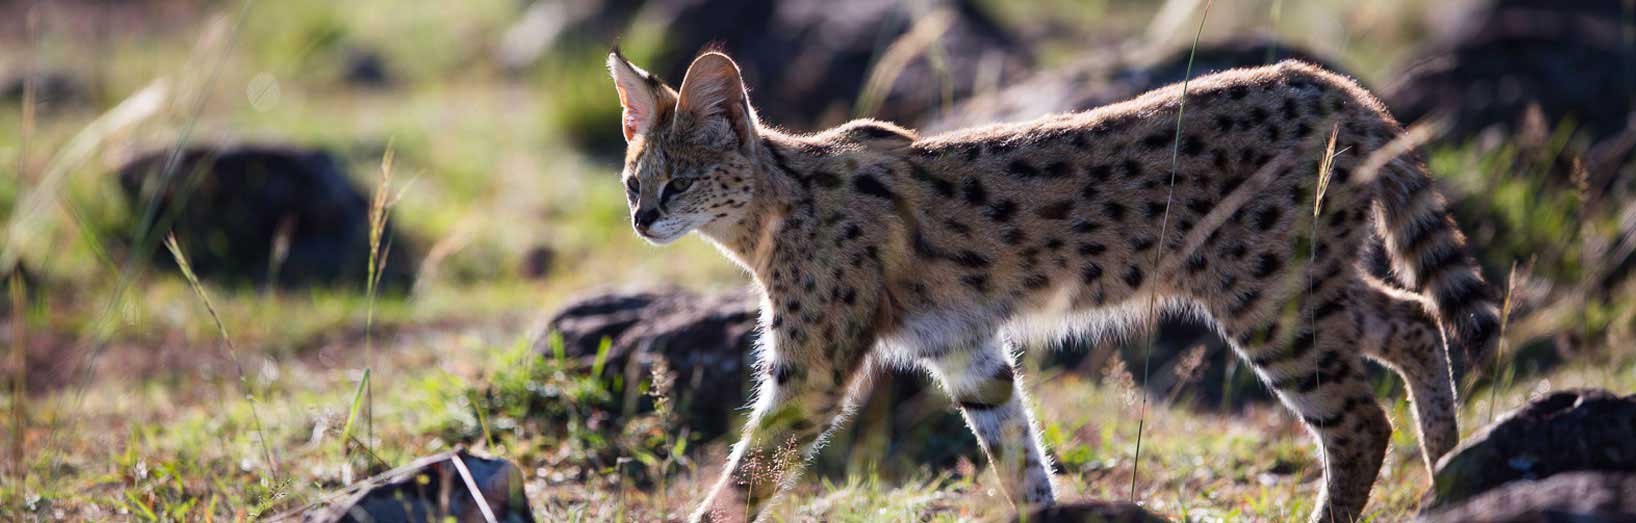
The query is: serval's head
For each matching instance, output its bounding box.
[607,49,760,245]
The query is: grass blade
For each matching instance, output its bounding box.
[1131,0,1215,501]
[163,234,280,478]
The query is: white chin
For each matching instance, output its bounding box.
[637,229,684,245]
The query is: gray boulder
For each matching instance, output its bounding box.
[116,144,418,291]
[1424,388,1636,511]
[272,450,533,523]
[1416,471,1636,523]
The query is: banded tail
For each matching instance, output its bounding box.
[1374,163,1502,375]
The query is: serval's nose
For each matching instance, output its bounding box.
[633,208,660,230]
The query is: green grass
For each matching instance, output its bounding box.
[3,0,1635,521]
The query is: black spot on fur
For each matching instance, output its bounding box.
[1122,159,1143,179]
[1213,114,1235,133]
[1122,265,1145,287]
[853,174,894,200]
[907,161,956,197]
[1185,198,1212,215]
[1043,161,1073,178]
[1141,132,1172,149]
[1248,107,1269,125]
[1252,253,1283,278]
[1007,159,1040,179]
[1037,200,1074,220]
[954,250,991,268]
[962,178,987,206]
[1145,201,1167,220]
[1077,242,1106,256]
[1103,201,1126,222]
[1087,164,1113,181]
[1071,221,1099,234]
[1082,262,1103,283]
[1251,206,1282,231]
[1129,236,1156,252]
[1185,253,1208,273]
[1293,122,1312,139]
[961,274,989,293]
[1182,134,1204,156]
[985,200,1018,223]
[1024,273,1051,289]
[1002,228,1027,245]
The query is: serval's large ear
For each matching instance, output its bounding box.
[607,48,676,142]
[675,51,757,151]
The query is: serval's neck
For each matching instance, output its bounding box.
[696,130,824,275]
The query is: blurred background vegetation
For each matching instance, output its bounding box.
[2,0,1633,521]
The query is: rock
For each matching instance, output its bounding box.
[538,288,981,473]
[925,36,1350,132]
[0,69,92,113]
[115,144,418,291]
[1415,471,1636,523]
[341,47,393,88]
[649,0,1031,130]
[1005,501,1170,523]
[518,245,556,281]
[1385,0,1635,186]
[539,0,1030,154]
[539,288,759,436]
[272,450,534,523]
[1423,388,1636,511]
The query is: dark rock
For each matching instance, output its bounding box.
[1006,501,1170,523]
[1,70,92,113]
[648,0,1030,130]
[273,450,534,523]
[1386,0,1635,188]
[1415,472,1636,523]
[1388,0,1633,142]
[115,144,418,291]
[539,288,759,436]
[1423,388,1636,511]
[518,245,556,280]
[341,47,393,88]
[925,36,1350,132]
[538,288,981,474]
[537,0,1030,154]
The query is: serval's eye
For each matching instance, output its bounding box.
[625,176,640,195]
[667,177,694,193]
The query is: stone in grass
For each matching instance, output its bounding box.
[1423,388,1636,511]
[1414,471,1636,523]
[271,449,533,523]
[539,287,759,438]
[1006,501,1170,523]
[115,144,419,291]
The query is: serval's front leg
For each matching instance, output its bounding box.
[919,333,1056,510]
[690,313,875,522]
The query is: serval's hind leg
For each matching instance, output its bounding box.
[1355,275,1460,474]
[1214,271,1391,523]
[918,334,1056,510]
